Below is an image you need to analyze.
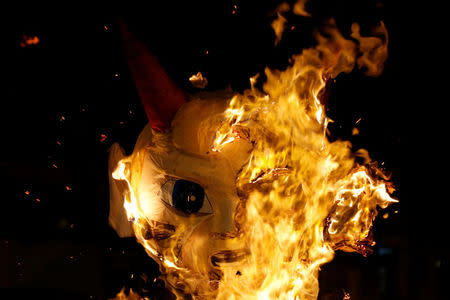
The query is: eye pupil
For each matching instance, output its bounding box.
[172,180,205,214]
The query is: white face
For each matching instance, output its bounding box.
[109,97,253,295]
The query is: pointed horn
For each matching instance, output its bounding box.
[117,19,186,132]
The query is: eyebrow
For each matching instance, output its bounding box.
[145,148,231,186]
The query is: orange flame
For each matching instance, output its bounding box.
[108,287,142,300]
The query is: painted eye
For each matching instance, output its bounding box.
[160,179,212,215]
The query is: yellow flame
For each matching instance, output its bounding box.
[272,2,290,45]
[108,287,143,300]
[211,19,395,300]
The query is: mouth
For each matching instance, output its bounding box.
[210,249,248,267]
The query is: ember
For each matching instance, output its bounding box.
[19,34,39,48]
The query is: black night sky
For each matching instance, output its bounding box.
[1,1,447,299]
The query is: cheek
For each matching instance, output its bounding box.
[181,224,214,273]
[206,188,239,234]
[136,158,168,222]
[137,185,167,222]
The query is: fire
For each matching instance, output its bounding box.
[112,157,188,273]
[210,19,394,300]
[189,72,208,89]
[111,12,396,300]
[108,287,143,300]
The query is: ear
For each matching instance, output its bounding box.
[117,18,186,132]
[108,143,134,237]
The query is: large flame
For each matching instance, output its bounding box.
[211,19,395,300]
[112,14,396,300]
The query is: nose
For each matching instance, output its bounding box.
[206,184,241,238]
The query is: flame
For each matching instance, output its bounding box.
[112,14,395,300]
[112,158,190,287]
[108,287,143,300]
[293,0,311,17]
[210,19,395,300]
[272,2,290,45]
[272,0,311,45]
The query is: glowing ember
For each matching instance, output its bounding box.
[19,34,40,48]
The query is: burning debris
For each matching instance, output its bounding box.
[109,9,396,300]
[189,72,208,89]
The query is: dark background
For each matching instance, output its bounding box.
[1,1,447,299]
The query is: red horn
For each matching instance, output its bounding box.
[117,19,186,132]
